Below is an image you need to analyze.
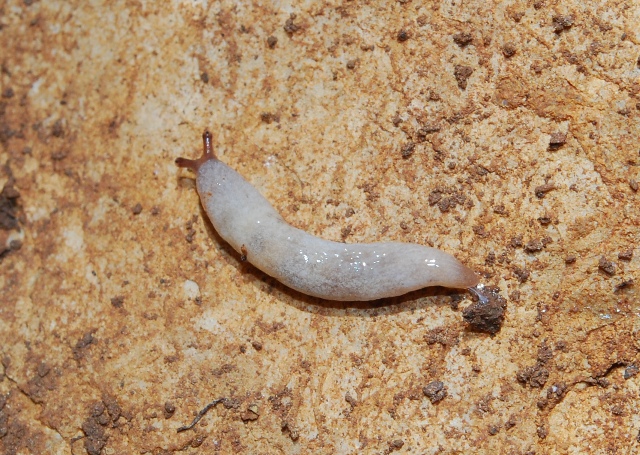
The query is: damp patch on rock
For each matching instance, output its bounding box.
[0,168,23,259]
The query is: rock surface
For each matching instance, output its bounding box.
[0,1,638,453]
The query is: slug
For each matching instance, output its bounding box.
[176,132,479,301]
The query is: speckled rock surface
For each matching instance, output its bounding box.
[1,1,639,454]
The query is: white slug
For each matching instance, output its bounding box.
[176,132,479,301]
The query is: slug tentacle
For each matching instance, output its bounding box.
[176,131,479,301]
[175,131,217,172]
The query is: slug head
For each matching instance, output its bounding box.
[175,131,217,172]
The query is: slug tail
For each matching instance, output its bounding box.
[448,260,481,289]
[175,130,218,172]
[459,265,481,288]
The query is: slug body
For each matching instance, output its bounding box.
[177,132,479,301]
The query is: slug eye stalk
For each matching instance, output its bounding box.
[175,131,217,172]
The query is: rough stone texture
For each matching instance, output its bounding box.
[0,1,639,454]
